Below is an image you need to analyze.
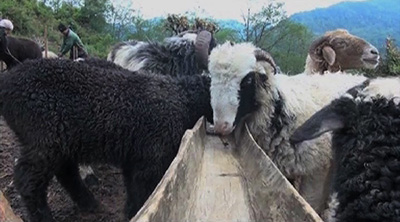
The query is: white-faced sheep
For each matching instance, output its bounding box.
[208,41,371,213]
[290,78,400,222]
[107,30,216,75]
[0,27,42,69]
[0,58,213,222]
[305,29,380,74]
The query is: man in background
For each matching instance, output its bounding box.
[0,19,14,35]
[58,23,88,60]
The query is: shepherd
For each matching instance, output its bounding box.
[58,23,88,60]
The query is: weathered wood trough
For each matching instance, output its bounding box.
[131,117,323,222]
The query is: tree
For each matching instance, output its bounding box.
[268,20,314,74]
[107,2,135,40]
[77,0,109,32]
[241,0,286,46]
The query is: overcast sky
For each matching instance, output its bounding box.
[119,0,367,21]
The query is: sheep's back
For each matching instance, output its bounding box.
[0,59,188,164]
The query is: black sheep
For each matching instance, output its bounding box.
[0,58,212,222]
[0,27,42,69]
[290,79,400,222]
[107,30,216,76]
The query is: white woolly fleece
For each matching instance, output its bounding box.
[360,77,400,103]
[108,41,147,72]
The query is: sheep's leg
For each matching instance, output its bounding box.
[14,153,56,222]
[122,164,163,220]
[55,160,99,212]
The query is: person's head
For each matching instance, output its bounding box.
[58,23,69,35]
[0,19,14,35]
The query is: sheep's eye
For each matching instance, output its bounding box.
[241,76,253,88]
[333,39,348,48]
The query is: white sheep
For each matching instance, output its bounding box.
[208,41,369,214]
[305,29,380,74]
[42,50,58,59]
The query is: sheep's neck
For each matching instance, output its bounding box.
[179,75,212,126]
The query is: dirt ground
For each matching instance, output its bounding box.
[0,116,129,222]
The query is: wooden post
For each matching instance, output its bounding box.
[44,25,48,58]
[73,46,78,60]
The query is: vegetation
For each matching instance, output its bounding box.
[1,0,397,74]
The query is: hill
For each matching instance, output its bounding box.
[290,0,400,50]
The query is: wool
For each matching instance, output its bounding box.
[0,58,212,222]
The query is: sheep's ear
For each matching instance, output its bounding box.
[322,46,336,66]
[254,49,278,75]
[290,105,345,145]
[308,36,329,62]
[195,30,212,70]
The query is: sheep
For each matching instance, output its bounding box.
[208,41,371,214]
[0,27,42,69]
[290,77,400,222]
[107,30,216,76]
[305,29,380,74]
[0,58,213,222]
[42,50,58,59]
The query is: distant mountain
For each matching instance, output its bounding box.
[290,0,400,51]
[216,19,245,31]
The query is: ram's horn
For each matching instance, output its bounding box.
[195,30,212,70]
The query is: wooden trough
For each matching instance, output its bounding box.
[131,117,323,222]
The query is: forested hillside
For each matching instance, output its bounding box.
[0,0,398,75]
[291,0,400,50]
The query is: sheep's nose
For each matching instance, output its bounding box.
[214,121,233,135]
[370,48,379,55]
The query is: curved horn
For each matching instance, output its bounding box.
[308,36,330,62]
[195,30,212,70]
[254,49,278,75]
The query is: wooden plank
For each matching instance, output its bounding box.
[0,190,23,222]
[131,117,206,222]
[190,134,252,222]
[233,121,323,222]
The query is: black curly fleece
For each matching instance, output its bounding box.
[0,58,212,221]
[330,97,400,222]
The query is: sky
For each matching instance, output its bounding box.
[118,0,367,21]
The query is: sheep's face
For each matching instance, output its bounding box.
[209,42,276,135]
[309,29,379,73]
